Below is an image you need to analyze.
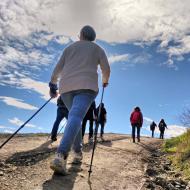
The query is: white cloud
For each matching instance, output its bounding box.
[167,36,190,58]
[0,125,7,129]
[158,103,170,108]
[0,0,190,69]
[54,36,70,45]
[143,117,153,126]
[131,53,152,64]
[8,117,37,128]
[0,125,15,133]
[0,72,57,103]
[108,54,129,64]
[108,52,151,66]
[0,0,189,99]
[0,71,49,99]
[164,125,187,138]
[0,96,38,110]
[0,33,59,75]
[17,78,50,100]
[143,117,187,138]
[3,129,14,134]
[3,0,188,43]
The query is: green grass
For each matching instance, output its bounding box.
[163,129,190,179]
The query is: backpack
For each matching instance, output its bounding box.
[131,111,142,125]
[159,122,165,131]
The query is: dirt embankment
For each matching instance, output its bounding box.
[0,134,189,190]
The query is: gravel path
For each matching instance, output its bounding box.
[0,134,169,190]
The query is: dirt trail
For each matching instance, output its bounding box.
[0,134,162,190]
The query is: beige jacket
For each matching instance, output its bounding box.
[50,40,110,93]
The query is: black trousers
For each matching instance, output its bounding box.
[160,130,165,139]
[132,124,141,142]
[151,130,155,138]
[82,118,94,139]
[99,122,105,137]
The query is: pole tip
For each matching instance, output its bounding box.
[88,170,92,178]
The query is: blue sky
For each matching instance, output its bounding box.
[0,0,190,138]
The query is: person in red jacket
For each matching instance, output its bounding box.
[130,107,143,143]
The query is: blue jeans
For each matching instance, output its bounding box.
[57,90,97,156]
[51,107,68,139]
[132,124,141,142]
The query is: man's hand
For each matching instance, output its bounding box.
[103,83,108,87]
[49,82,58,98]
[49,90,58,98]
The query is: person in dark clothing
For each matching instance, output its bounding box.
[82,101,96,143]
[130,107,143,143]
[51,96,69,141]
[158,119,167,139]
[96,103,107,141]
[150,121,157,138]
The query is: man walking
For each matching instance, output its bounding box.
[130,107,143,143]
[158,119,167,139]
[49,25,110,175]
[150,121,157,138]
[96,103,107,141]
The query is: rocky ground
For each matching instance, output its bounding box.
[142,144,189,190]
[0,134,189,190]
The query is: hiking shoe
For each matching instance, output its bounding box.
[88,137,93,144]
[100,136,105,142]
[72,152,83,164]
[137,138,140,142]
[50,153,67,175]
[51,136,57,142]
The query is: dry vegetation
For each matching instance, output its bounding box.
[164,129,190,179]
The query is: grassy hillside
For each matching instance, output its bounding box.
[164,129,190,179]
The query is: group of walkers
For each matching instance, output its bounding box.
[48,25,168,175]
[51,98,107,144]
[129,107,168,142]
[150,119,167,139]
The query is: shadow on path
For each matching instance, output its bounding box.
[98,140,112,147]
[5,136,130,167]
[82,136,129,152]
[137,142,157,152]
[82,139,113,153]
[6,140,56,166]
[42,162,82,190]
[108,136,130,142]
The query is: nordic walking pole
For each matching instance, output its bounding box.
[57,121,67,135]
[0,97,52,149]
[88,87,105,179]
